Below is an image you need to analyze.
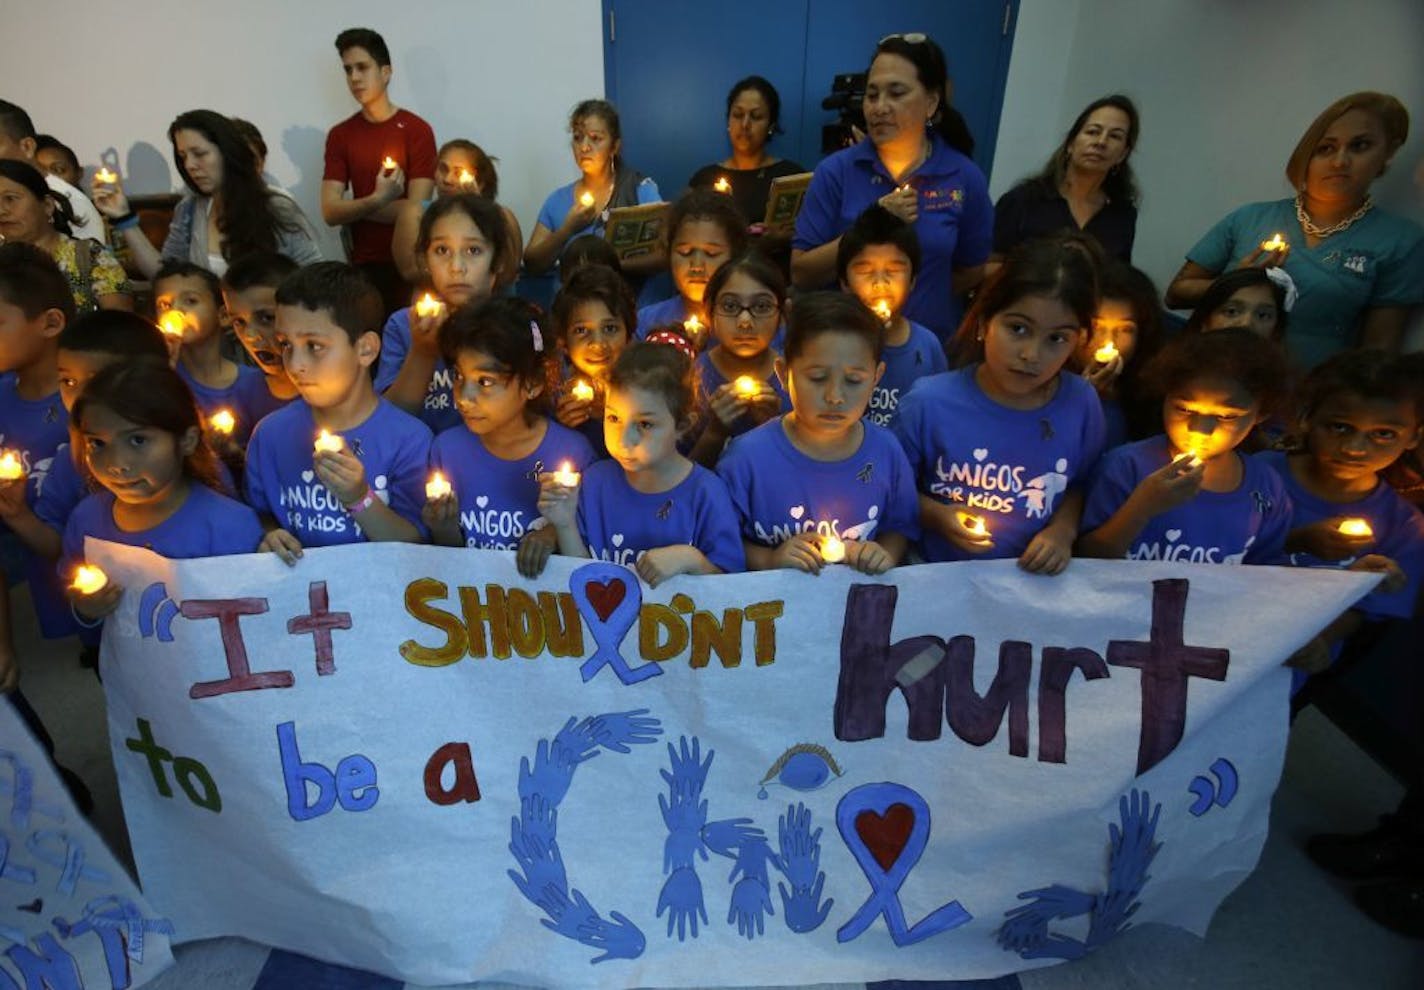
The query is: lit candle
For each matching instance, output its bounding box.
[897,183,912,193]
[1172,451,1203,469]
[313,430,344,454]
[0,451,23,481]
[382,156,398,171]
[95,167,118,184]
[457,169,476,190]
[425,472,452,500]
[553,461,580,487]
[820,534,846,564]
[683,315,704,340]
[1338,518,1373,538]
[158,310,188,338]
[208,409,236,436]
[713,176,731,194]
[570,379,595,403]
[1094,340,1119,363]
[579,191,595,208]
[71,565,108,596]
[958,512,990,538]
[733,376,760,397]
[414,293,445,319]
[1260,233,1287,253]
[872,300,893,323]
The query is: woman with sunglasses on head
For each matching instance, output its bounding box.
[792,33,993,341]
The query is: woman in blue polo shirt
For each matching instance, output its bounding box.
[791,34,993,340]
[1166,92,1424,369]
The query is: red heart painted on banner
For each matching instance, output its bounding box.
[585,578,627,622]
[855,803,915,871]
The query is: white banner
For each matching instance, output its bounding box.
[89,541,1375,987]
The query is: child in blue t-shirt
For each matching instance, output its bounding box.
[1078,329,1293,564]
[1264,351,1424,686]
[688,252,790,466]
[159,261,259,430]
[537,339,745,585]
[550,263,637,457]
[895,239,1105,573]
[247,263,431,562]
[422,297,594,561]
[837,205,947,430]
[718,291,918,575]
[376,196,507,434]
[220,251,301,436]
[635,189,746,342]
[1071,262,1164,450]
[61,361,264,631]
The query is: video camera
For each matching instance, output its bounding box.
[820,72,866,155]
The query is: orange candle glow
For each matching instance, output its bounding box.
[414,293,445,319]
[733,376,759,397]
[158,310,188,338]
[313,430,344,454]
[1338,518,1373,538]
[425,472,452,500]
[0,451,23,482]
[820,534,847,564]
[1094,340,1119,363]
[570,379,595,403]
[95,167,118,184]
[683,315,704,340]
[579,191,596,208]
[1261,233,1287,253]
[554,461,580,487]
[872,300,892,323]
[714,176,731,194]
[208,409,236,436]
[958,512,990,538]
[382,156,398,171]
[1173,451,1203,469]
[457,169,476,190]
[71,565,108,596]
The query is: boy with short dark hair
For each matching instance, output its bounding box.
[247,262,430,562]
[837,205,946,429]
[222,251,301,430]
[322,28,436,316]
[0,100,104,237]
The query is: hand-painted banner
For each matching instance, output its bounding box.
[89,540,1375,987]
[0,701,174,989]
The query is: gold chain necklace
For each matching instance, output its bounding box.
[1295,194,1373,238]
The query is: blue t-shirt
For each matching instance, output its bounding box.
[536,177,663,259]
[894,367,1106,562]
[1186,198,1424,368]
[1101,396,1129,453]
[176,361,261,425]
[0,375,71,638]
[33,443,86,534]
[576,460,745,574]
[793,134,993,338]
[1260,450,1424,620]
[244,399,432,548]
[374,306,462,435]
[865,320,947,430]
[716,418,920,548]
[635,295,694,340]
[1082,436,1292,565]
[430,419,595,550]
[230,372,295,442]
[693,354,791,440]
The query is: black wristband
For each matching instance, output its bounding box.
[109,210,139,229]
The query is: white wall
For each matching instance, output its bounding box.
[0,0,604,260]
[995,0,1424,297]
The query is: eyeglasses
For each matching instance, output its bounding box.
[714,296,779,320]
[879,32,928,45]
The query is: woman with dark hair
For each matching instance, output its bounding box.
[91,109,322,278]
[792,34,993,339]
[0,160,131,312]
[524,99,663,279]
[686,76,807,227]
[993,95,1140,266]
[1166,92,1424,367]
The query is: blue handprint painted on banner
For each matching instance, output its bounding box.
[726,837,777,940]
[508,710,663,965]
[997,789,1162,961]
[777,802,834,933]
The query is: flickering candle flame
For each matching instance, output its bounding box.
[1338,518,1373,538]
[714,176,731,194]
[382,156,398,172]
[1094,340,1119,363]
[158,310,188,338]
[1173,451,1203,469]
[570,379,595,403]
[683,315,704,340]
[425,472,452,500]
[897,183,913,194]
[457,169,476,190]
[414,293,444,319]
[553,461,580,487]
[313,430,344,454]
[819,534,846,564]
[208,409,236,436]
[872,300,893,323]
[1261,233,1287,253]
[958,512,990,538]
[733,376,759,397]
[579,191,596,208]
[95,168,117,184]
[0,451,23,482]
[71,565,108,596]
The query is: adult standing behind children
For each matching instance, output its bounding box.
[321,27,437,316]
[0,101,105,241]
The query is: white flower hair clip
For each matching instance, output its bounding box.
[530,320,545,352]
[1264,267,1298,313]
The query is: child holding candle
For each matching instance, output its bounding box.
[60,361,263,630]
[688,252,791,465]
[246,263,431,563]
[1077,328,1293,565]
[533,340,744,585]
[1070,262,1165,449]
[157,261,260,431]
[894,239,1105,573]
[551,263,637,457]
[1259,350,1424,689]
[220,251,301,437]
[422,297,593,558]
[376,195,508,435]
[634,190,747,341]
[836,206,946,430]
[717,291,918,574]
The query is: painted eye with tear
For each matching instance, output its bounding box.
[757,742,843,799]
